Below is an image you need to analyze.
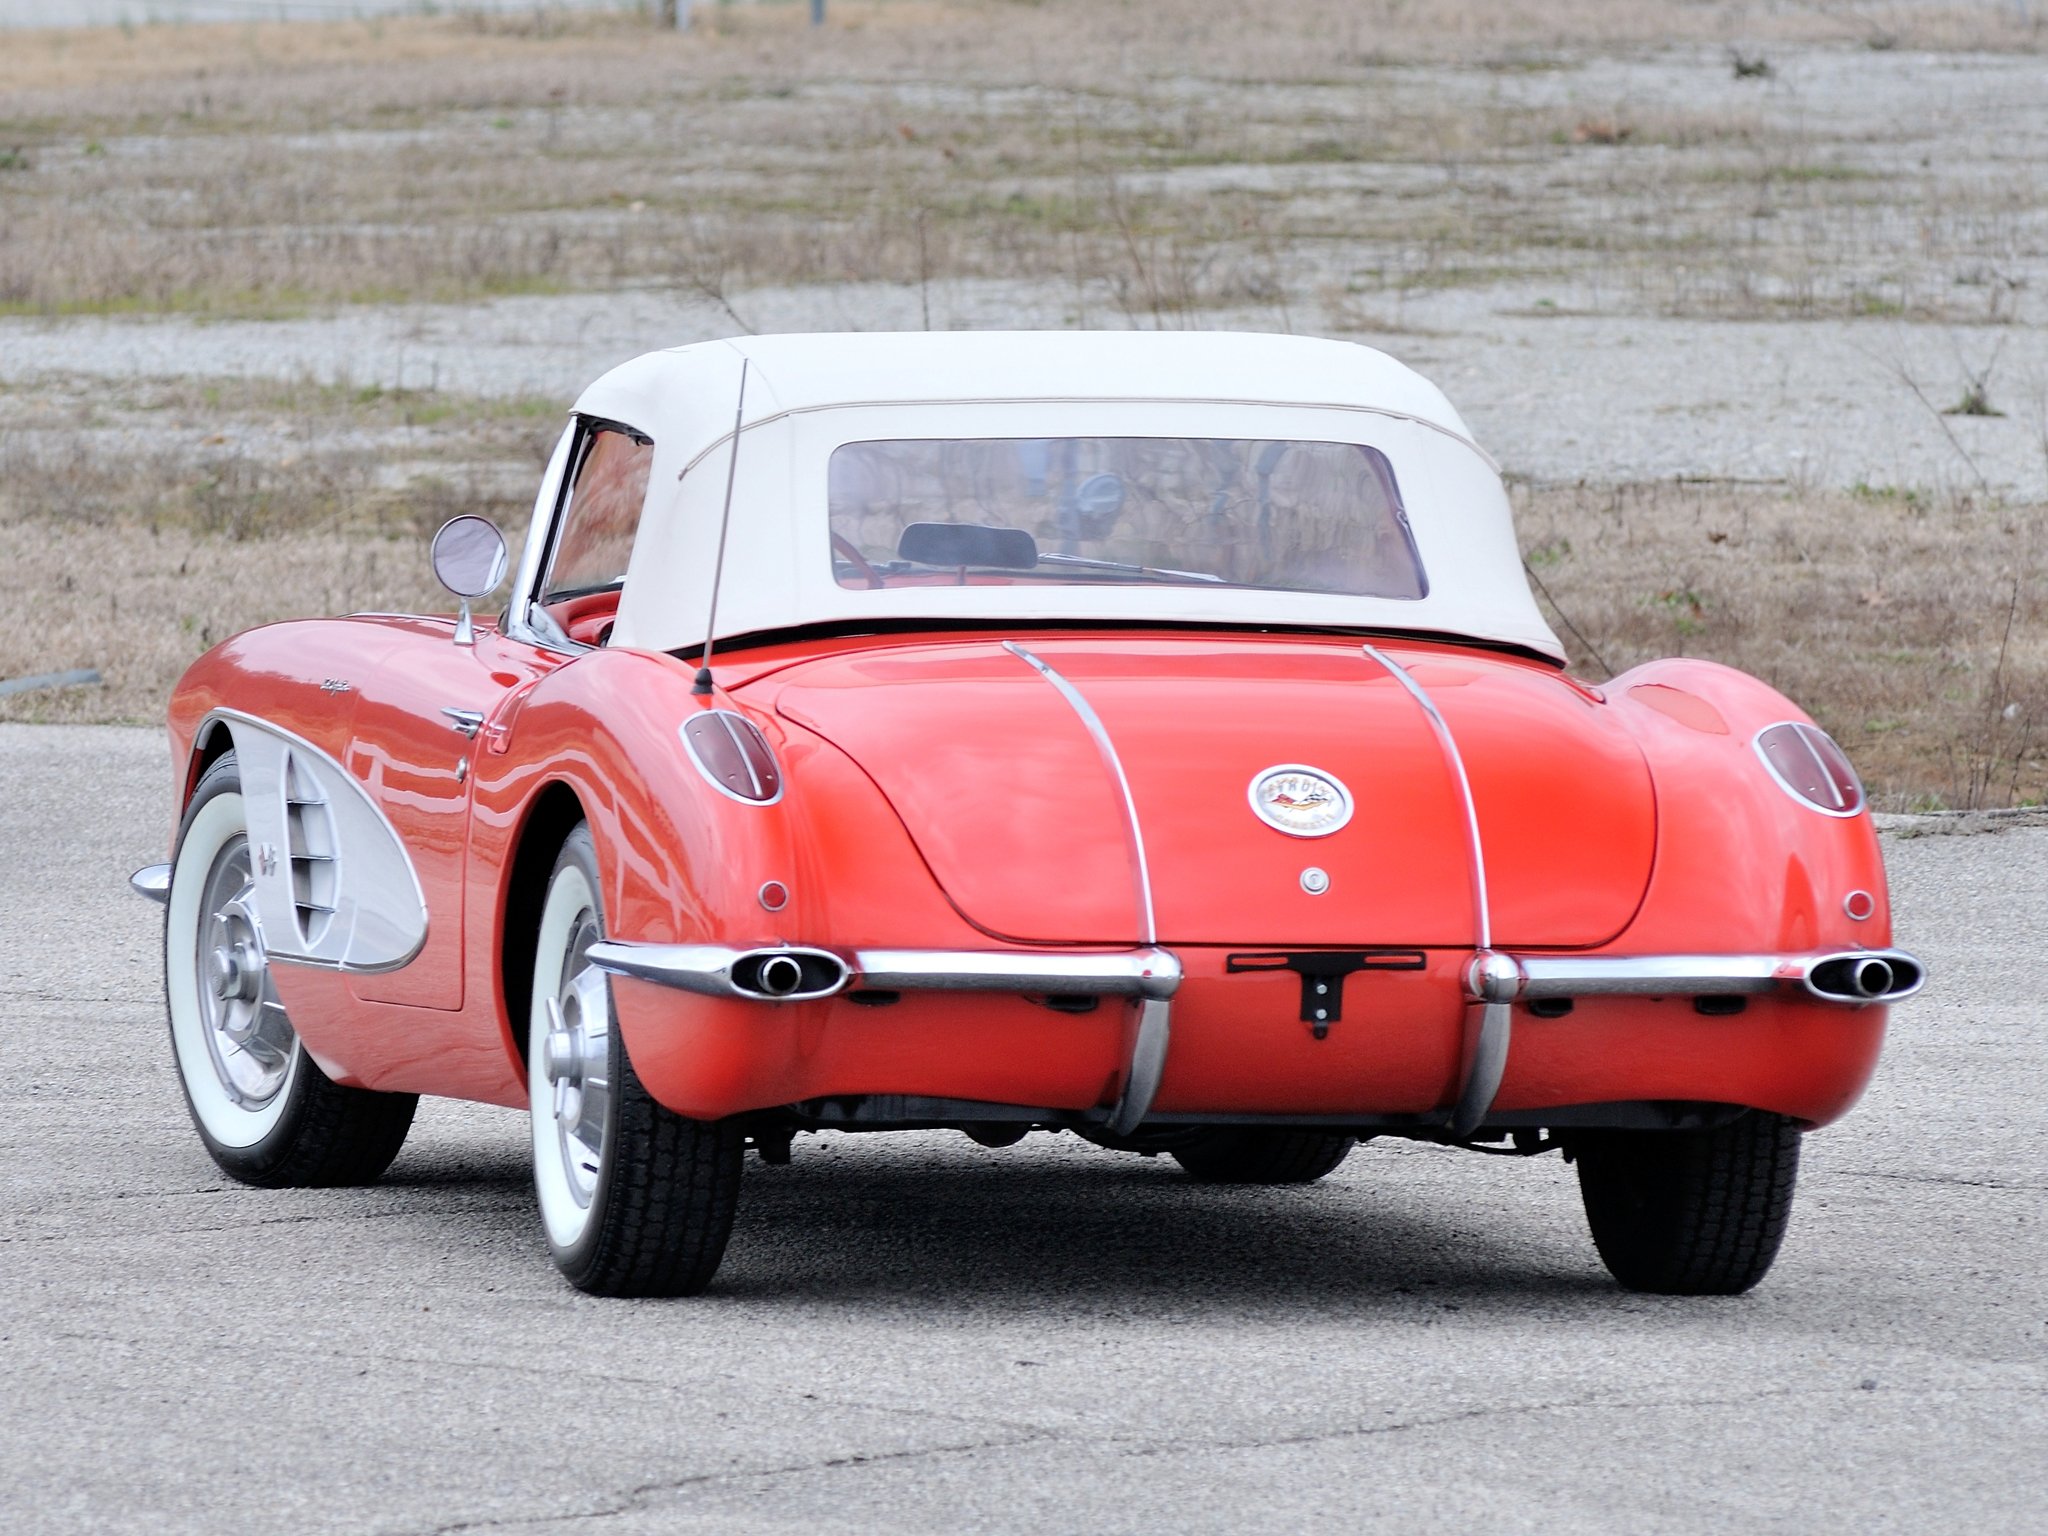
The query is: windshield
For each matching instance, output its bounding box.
[827,436,1427,599]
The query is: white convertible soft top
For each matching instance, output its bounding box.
[571,333,1563,663]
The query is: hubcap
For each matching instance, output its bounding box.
[546,914,611,1209]
[193,836,296,1108]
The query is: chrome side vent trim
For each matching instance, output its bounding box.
[282,750,338,948]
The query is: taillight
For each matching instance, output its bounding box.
[1753,721,1864,817]
[681,710,783,804]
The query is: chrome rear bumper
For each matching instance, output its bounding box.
[1465,948,1926,1006]
[586,942,1182,1003]
[586,941,1179,1135]
[585,938,1921,1140]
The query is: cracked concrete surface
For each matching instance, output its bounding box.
[0,722,2042,1533]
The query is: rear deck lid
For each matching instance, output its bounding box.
[770,638,1654,949]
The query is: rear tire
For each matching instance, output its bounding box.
[528,825,742,1297]
[1571,1112,1801,1295]
[165,753,417,1188]
[1171,1128,1353,1184]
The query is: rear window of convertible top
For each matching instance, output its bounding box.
[826,435,1428,599]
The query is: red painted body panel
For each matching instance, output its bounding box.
[160,619,1899,1134]
[607,952,1883,1128]
[770,636,1656,949]
[343,620,530,1010]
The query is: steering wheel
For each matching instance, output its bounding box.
[832,532,885,590]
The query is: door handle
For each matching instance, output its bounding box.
[442,707,485,738]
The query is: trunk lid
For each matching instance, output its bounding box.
[768,637,1654,949]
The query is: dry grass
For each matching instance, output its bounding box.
[2,1,2045,804]
[0,384,558,723]
[0,2,2041,321]
[5,418,2042,809]
[1516,479,2048,810]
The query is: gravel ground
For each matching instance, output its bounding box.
[5,21,2045,498]
[0,0,629,25]
[7,281,2045,496]
[1,721,2041,1533]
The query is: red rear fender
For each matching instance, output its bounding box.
[1606,658,1893,954]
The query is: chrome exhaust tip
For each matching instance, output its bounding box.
[757,954,805,997]
[727,947,850,1002]
[1805,950,1924,1004]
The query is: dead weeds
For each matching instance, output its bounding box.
[4,432,2041,811]
[0,3,2041,321]
[1515,477,2048,810]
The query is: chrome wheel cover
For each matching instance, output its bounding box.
[542,912,611,1211]
[192,835,295,1109]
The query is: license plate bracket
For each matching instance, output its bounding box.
[1225,949,1429,1039]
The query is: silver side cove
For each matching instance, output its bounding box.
[158,712,430,974]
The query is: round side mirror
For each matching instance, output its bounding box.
[430,516,508,599]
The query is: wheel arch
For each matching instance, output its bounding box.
[183,718,237,809]
[500,781,591,1067]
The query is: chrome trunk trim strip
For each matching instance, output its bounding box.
[1449,1001,1512,1139]
[1002,640,1158,946]
[1364,644,1508,1135]
[1001,639,1174,1133]
[1361,644,1491,949]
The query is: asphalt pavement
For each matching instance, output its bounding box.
[1,722,2042,1534]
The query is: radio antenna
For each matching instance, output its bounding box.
[692,357,750,697]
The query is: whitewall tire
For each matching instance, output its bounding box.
[163,754,417,1187]
[528,824,743,1296]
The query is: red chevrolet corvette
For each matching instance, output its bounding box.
[133,332,1920,1297]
